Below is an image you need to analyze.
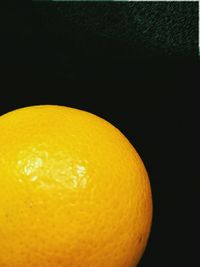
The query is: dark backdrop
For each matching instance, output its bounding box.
[0,2,199,267]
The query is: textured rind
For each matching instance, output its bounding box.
[0,105,152,267]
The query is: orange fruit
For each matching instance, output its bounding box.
[0,105,152,267]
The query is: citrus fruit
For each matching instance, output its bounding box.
[0,105,152,267]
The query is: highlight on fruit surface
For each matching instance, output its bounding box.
[0,105,152,267]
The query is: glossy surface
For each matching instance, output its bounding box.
[0,105,152,267]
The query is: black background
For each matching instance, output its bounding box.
[0,2,199,267]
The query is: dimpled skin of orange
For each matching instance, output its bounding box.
[0,105,152,267]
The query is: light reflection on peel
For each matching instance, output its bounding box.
[17,151,88,190]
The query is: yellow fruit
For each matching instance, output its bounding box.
[0,105,152,267]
